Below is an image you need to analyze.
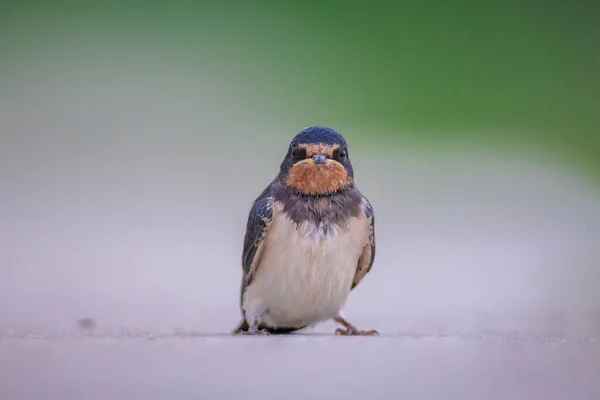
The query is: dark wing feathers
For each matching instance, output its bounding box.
[239,187,273,305]
[351,197,376,290]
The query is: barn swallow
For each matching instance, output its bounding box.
[233,126,377,336]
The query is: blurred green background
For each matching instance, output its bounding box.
[1,1,599,178]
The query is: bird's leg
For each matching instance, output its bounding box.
[237,312,271,336]
[333,316,379,336]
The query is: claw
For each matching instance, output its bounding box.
[333,316,379,336]
[362,329,379,336]
[237,327,271,336]
[335,327,379,336]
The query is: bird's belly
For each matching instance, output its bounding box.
[243,218,367,329]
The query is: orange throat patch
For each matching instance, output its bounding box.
[287,159,350,195]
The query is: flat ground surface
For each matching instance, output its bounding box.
[1,330,599,399]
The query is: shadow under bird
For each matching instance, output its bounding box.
[234,126,378,336]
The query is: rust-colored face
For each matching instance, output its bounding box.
[286,143,351,195]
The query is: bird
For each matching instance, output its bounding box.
[233,126,378,336]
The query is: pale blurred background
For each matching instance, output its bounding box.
[2,2,600,398]
[1,1,600,336]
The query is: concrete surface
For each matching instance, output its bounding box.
[1,331,599,400]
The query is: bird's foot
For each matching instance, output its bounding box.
[237,327,271,336]
[334,327,379,336]
[333,315,379,336]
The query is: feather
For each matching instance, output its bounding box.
[351,195,376,290]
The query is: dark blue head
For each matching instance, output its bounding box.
[279,126,354,195]
[290,126,348,149]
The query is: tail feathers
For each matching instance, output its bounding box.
[232,318,307,335]
[232,318,249,334]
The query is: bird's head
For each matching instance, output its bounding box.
[279,126,354,196]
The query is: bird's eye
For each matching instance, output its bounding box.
[290,145,305,161]
[339,149,347,160]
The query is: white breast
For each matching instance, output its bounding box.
[242,203,370,329]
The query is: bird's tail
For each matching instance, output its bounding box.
[232,318,249,334]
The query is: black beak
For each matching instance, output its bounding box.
[312,154,327,164]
